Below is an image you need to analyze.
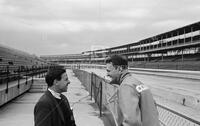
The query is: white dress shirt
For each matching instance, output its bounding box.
[48,88,61,99]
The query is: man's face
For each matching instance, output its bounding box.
[56,72,70,93]
[106,63,121,84]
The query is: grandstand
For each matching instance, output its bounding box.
[41,21,200,71]
[0,44,48,71]
[0,44,57,85]
[40,53,91,64]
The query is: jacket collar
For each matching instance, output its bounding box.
[45,90,65,123]
[119,70,131,84]
[109,69,130,85]
[48,88,61,99]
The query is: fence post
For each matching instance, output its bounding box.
[94,74,97,102]
[17,66,20,88]
[39,67,41,78]
[91,72,93,100]
[32,66,34,84]
[6,65,9,93]
[26,67,28,85]
[99,81,103,117]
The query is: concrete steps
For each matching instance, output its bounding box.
[29,78,47,92]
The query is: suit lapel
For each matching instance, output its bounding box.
[45,90,65,123]
[60,94,70,109]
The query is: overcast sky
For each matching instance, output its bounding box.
[0,0,200,56]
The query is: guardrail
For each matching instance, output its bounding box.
[73,69,200,126]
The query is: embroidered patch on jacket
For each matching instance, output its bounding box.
[136,85,149,93]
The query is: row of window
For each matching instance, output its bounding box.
[127,47,200,59]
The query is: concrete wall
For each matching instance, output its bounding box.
[0,79,32,107]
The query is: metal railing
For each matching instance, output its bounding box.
[73,69,104,116]
[0,66,49,93]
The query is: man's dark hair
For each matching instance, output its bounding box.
[106,55,128,69]
[45,67,66,87]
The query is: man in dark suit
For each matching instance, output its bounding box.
[34,67,76,126]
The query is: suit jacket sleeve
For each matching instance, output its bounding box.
[34,101,52,126]
[118,84,142,126]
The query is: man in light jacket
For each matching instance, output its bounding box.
[106,55,159,126]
